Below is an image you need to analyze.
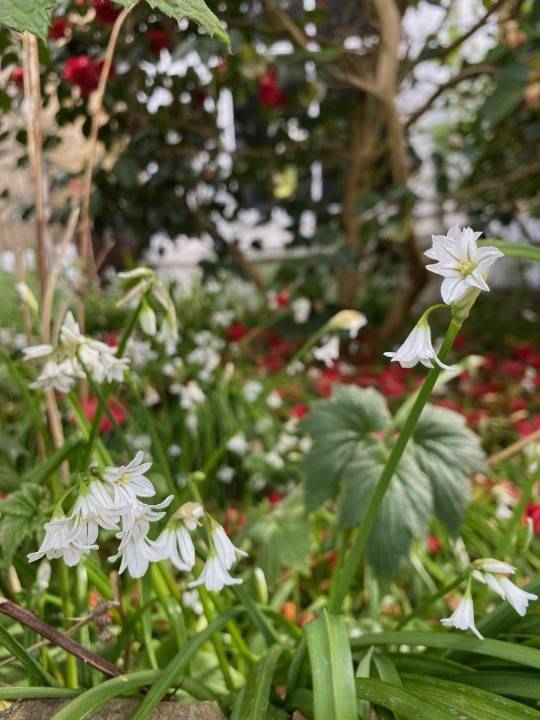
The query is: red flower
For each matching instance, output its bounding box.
[92,0,121,25]
[83,396,127,433]
[515,416,540,437]
[276,290,289,308]
[63,56,106,94]
[49,17,70,40]
[104,330,121,347]
[11,67,24,88]
[265,330,283,347]
[426,535,442,554]
[226,322,249,343]
[525,504,540,535]
[500,359,524,378]
[260,354,284,373]
[267,490,284,505]
[258,68,288,109]
[148,29,172,56]
[314,368,343,397]
[291,404,309,420]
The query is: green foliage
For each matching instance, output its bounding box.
[246,494,312,584]
[305,610,357,720]
[0,484,46,566]
[302,385,485,578]
[145,0,229,47]
[481,65,529,125]
[0,0,55,39]
[234,645,282,719]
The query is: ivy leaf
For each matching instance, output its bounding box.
[145,0,230,47]
[0,484,46,565]
[0,0,56,39]
[247,496,311,584]
[301,385,485,579]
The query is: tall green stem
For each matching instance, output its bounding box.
[328,316,463,613]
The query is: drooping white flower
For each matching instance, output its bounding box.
[313,336,340,367]
[227,432,249,455]
[177,381,206,411]
[292,297,311,324]
[243,381,263,403]
[472,566,538,617]
[103,451,155,506]
[330,310,367,338]
[23,344,53,360]
[188,555,243,592]
[109,496,173,578]
[182,589,204,615]
[99,349,130,384]
[425,226,504,305]
[140,300,157,336]
[28,513,97,567]
[70,481,121,545]
[384,320,453,370]
[148,525,195,571]
[157,313,179,355]
[174,501,204,532]
[267,390,283,409]
[217,466,235,484]
[211,524,248,571]
[441,590,483,640]
[474,559,516,575]
[30,359,77,393]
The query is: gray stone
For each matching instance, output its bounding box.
[0,699,226,719]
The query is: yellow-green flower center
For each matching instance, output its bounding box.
[457,259,476,277]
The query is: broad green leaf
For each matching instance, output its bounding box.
[410,405,483,533]
[236,645,282,720]
[0,0,56,38]
[301,386,484,578]
[482,65,528,125]
[0,622,55,687]
[305,610,357,720]
[0,484,46,566]
[301,386,391,510]
[248,496,312,583]
[145,0,229,47]
[402,674,540,719]
[351,631,540,671]
[354,678,458,720]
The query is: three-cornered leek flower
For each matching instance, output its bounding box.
[384,318,453,370]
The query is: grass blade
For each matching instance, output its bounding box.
[0,621,55,686]
[355,678,457,720]
[236,644,281,720]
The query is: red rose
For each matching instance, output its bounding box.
[49,17,70,40]
[258,68,288,109]
[525,504,540,535]
[11,67,24,88]
[148,29,172,56]
[83,396,127,433]
[63,55,106,94]
[276,289,289,308]
[226,322,249,343]
[515,416,540,437]
[92,0,121,25]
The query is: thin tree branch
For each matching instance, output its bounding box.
[488,427,540,467]
[0,597,122,678]
[452,159,540,203]
[406,64,497,128]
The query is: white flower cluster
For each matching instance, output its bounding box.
[386,227,504,370]
[23,312,130,394]
[28,452,247,590]
[441,559,537,639]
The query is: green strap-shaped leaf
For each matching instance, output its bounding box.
[354,678,456,720]
[402,674,540,720]
[145,0,229,47]
[0,0,56,38]
[236,645,282,720]
[351,632,540,671]
[0,622,56,687]
[305,610,357,720]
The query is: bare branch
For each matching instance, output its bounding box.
[406,64,497,128]
[0,597,121,678]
